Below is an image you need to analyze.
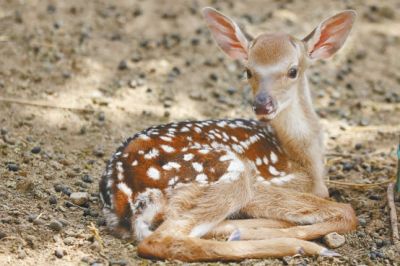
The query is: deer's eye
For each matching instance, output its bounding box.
[287,67,298,79]
[246,68,253,79]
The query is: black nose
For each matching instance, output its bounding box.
[253,93,276,115]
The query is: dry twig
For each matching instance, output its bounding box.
[88,222,104,249]
[0,97,94,113]
[387,183,399,245]
[328,178,396,190]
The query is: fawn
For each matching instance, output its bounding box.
[99,7,357,261]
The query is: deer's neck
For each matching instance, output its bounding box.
[270,75,324,180]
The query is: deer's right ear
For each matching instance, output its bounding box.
[202,7,249,61]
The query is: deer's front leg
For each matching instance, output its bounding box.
[237,184,357,241]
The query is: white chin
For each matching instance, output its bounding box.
[257,112,277,121]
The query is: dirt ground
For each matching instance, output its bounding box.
[0,0,400,265]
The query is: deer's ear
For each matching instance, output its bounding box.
[202,7,249,61]
[303,10,356,60]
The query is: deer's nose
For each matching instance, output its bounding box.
[253,93,276,116]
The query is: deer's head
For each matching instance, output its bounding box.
[203,8,356,121]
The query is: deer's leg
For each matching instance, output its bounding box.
[237,185,357,241]
[137,165,335,261]
[204,218,294,240]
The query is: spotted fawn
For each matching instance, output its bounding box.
[99,7,358,261]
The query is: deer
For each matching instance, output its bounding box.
[99,7,358,262]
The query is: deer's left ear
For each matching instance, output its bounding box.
[303,10,356,60]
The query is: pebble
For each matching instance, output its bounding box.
[31,146,41,154]
[98,112,105,122]
[118,60,128,70]
[55,248,64,258]
[49,195,58,205]
[342,162,354,171]
[49,220,63,232]
[70,192,89,206]
[7,163,19,172]
[323,232,346,248]
[93,147,105,157]
[63,236,75,246]
[0,231,6,239]
[82,175,94,183]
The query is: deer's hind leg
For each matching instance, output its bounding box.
[235,184,357,241]
[204,218,294,240]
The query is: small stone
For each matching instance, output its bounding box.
[82,175,93,183]
[323,232,346,248]
[0,231,7,239]
[70,192,89,206]
[7,163,19,172]
[354,143,363,150]
[18,250,26,259]
[31,146,41,154]
[93,147,105,157]
[49,195,58,205]
[342,162,354,171]
[55,248,64,258]
[358,217,367,226]
[226,87,237,95]
[63,236,75,246]
[118,60,128,70]
[49,220,63,232]
[98,112,105,121]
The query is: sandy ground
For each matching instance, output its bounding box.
[0,0,399,265]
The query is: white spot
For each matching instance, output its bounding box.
[144,148,159,159]
[122,153,129,158]
[255,157,262,166]
[160,136,172,142]
[198,149,210,154]
[269,165,280,176]
[218,171,240,183]
[138,150,144,155]
[183,153,194,161]
[180,127,190,132]
[116,161,124,180]
[162,162,181,171]
[217,121,227,128]
[231,136,238,142]
[270,151,278,164]
[231,144,244,154]
[195,174,208,184]
[194,127,202,133]
[263,156,269,165]
[270,174,295,185]
[168,176,179,186]
[131,160,138,166]
[192,162,203,172]
[161,145,175,153]
[256,176,265,182]
[117,182,132,197]
[227,158,245,173]
[139,134,150,140]
[115,151,122,157]
[147,167,160,180]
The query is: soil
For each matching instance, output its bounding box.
[0,0,400,265]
